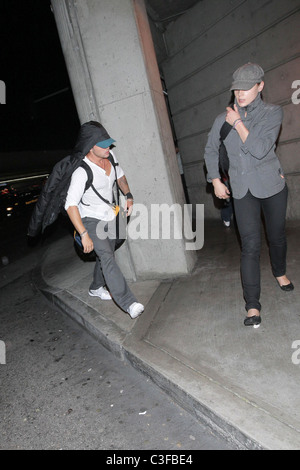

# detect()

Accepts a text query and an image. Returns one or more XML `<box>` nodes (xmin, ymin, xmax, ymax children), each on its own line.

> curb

<box><xmin>31</xmin><ymin>265</ymin><xmax>265</xmax><ymax>450</ymax></box>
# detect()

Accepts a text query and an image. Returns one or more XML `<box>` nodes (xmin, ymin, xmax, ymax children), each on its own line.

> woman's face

<box><xmin>234</xmin><ymin>82</ymin><xmax>264</xmax><ymax>107</ymax></box>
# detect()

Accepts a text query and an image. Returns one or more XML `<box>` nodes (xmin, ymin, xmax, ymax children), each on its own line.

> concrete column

<box><xmin>51</xmin><ymin>0</ymin><xmax>197</xmax><ymax>280</ymax></box>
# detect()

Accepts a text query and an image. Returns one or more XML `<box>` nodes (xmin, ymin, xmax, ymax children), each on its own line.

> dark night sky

<box><xmin>0</xmin><ymin>0</ymin><xmax>80</xmax><ymax>154</ymax></box>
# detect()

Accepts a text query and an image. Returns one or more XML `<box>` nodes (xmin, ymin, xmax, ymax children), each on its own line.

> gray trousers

<box><xmin>83</xmin><ymin>217</ymin><xmax>137</xmax><ymax>311</ymax></box>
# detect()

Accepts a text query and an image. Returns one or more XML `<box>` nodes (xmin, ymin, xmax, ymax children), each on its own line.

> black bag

<box><xmin>218</xmin><ymin>121</ymin><xmax>233</xmax><ymax>204</ymax></box>
<box><xmin>219</xmin><ymin>121</ymin><xmax>232</xmax><ymax>179</ymax></box>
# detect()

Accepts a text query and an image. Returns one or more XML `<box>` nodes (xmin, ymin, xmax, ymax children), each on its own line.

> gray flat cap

<box><xmin>230</xmin><ymin>63</ymin><xmax>264</xmax><ymax>91</ymax></box>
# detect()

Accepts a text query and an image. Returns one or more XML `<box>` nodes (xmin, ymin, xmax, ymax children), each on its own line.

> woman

<box><xmin>204</xmin><ymin>63</ymin><xmax>293</xmax><ymax>327</ymax></box>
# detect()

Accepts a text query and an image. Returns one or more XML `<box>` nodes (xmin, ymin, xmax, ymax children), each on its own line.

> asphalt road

<box><xmin>0</xmin><ymin>208</ymin><xmax>234</xmax><ymax>452</ymax></box>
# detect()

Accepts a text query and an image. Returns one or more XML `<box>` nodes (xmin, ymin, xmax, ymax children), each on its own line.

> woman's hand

<box><xmin>226</xmin><ymin>104</ymin><xmax>240</xmax><ymax>126</ymax></box>
<box><xmin>226</xmin><ymin>104</ymin><xmax>249</xmax><ymax>142</ymax></box>
<box><xmin>212</xmin><ymin>178</ymin><xmax>230</xmax><ymax>199</ymax></box>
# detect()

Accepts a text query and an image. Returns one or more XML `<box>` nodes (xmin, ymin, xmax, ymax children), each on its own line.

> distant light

<box><xmin>25</xmin><ymin>199</ymin><xmax>38</xmax><ymax>205</ymax></box>
<box><xmin>0</xmin><ymin>174</ymin><xmax>49</xmax><ymax>185</ymax></box>
<box><xmin>34</xmin><ymin>87</ymin><xmax>69</xmax><ymax>103</ymax></box>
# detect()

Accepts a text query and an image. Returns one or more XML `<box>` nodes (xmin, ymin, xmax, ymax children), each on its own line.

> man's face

<box><xmin>92</xmin><ymin>145</ymin><xmax>110</xmax><ymax>158</ymax></box>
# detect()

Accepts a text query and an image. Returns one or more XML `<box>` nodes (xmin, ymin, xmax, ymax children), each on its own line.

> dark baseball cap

<box><xmin>230</xmin><ymin>63</ymin><xmax>264</xmax><ymax>91</ymax></box>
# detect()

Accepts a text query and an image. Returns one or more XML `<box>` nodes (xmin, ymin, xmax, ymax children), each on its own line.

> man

<box><xmin>65</xmin><ymin>121</ymin><xmax>144</xmax><ymax>319</ymax></box>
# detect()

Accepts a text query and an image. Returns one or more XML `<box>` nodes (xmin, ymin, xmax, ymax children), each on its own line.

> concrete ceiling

<box><xmin>145</xmin><ymin>0</ymin><xmax>200</xmax><ymax>29</ymax></box>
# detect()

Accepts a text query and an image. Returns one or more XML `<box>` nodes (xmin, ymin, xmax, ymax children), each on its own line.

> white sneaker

<box><xmin>89</xmin><ymin>286</ymin><xmax>112</xmax><ymax>300</ymax></box>
<box><xmin>127</xmin><ymin>302</ymin><xmax>144</xmax><ymax>319</ymax></box>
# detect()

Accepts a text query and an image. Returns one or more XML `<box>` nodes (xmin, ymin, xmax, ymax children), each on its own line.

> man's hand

<box><xmin>125</xmin><ymin>198</ymin><xmax>133</xmax><ymax>216</ymax></box>
<box><xmin>117</xmin><ymin>176</ymin><xmax>134</xmax><ymax>217</ymax></box>
<box><xmin>81</xmin><ymin>233</ymin><xmax>94</xmax><ymax>253</ymax></box>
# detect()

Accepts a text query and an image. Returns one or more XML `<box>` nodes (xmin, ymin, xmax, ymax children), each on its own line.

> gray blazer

<box><xmin>204</xmin><ymin>94</ymin><xmax>285</xmax><ymax>199</ymax></box>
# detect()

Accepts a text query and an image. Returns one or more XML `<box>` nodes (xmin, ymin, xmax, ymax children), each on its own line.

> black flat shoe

<box><xmin>244</xmin><ymin>315</ymin><xmax>261</xmax><ymax>327</ymax></box>
<box><xmin>278</xmin><ymin>282</ymin><xmax>294</xmax><ymax>292</ymax></box>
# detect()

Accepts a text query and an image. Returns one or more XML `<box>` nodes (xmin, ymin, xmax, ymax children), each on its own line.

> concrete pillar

<box><xmin>51</xmin><ymin>0</ymin><xmax>197</xmax><ymax>280</ymax></box>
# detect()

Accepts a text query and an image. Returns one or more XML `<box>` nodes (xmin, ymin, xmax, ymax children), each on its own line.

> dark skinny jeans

<box><xmin>233</xmin><ymin>185</ymin><xmax>288</xmax><ymax>312</ymax></box>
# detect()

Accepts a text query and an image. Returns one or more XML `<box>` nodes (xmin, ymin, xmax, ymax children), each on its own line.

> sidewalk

<box><xmin>32</xmin><ymin>219</ymin><xmax>300</xmax><ymax>450</ymax></box>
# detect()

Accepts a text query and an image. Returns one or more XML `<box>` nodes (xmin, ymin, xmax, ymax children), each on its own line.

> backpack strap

<box><xmin>80</xmin><ymin>153</ymin><xmax>118</xmax><ymax>192</ymax></box>
<box><xmin>80</xmin><ymin>160</ymin><xmax>94</xmax><ymax>192</ymax></box>
<box><xmin>220</xmin><ymin>121</ymin><xmax>232</xmax><ymax>142</ymax></box>
<box><xmin>108</xmin><ymin>152</ymin><xmax>118</xmax><ymax>169</ymax></box>
<box><xmin>218</xmin><ymin>120</ymin><xmax>232</xmax><ymax>193</ymax></box>
<box><xmin>108</xmin><ymin>152</ymin><xmax>120</xmax><ymax>205</ymax></box>
<box><xmin>79</xmin><ymin>153</ymin><xmax>120</xmax><ymax>212</ymax></box>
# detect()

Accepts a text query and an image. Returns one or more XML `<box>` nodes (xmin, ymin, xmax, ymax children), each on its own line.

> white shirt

<box><xmin>65</xmin><ymin>151</ymin><xmax>124</xmax><ymax>221</ymax></box>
